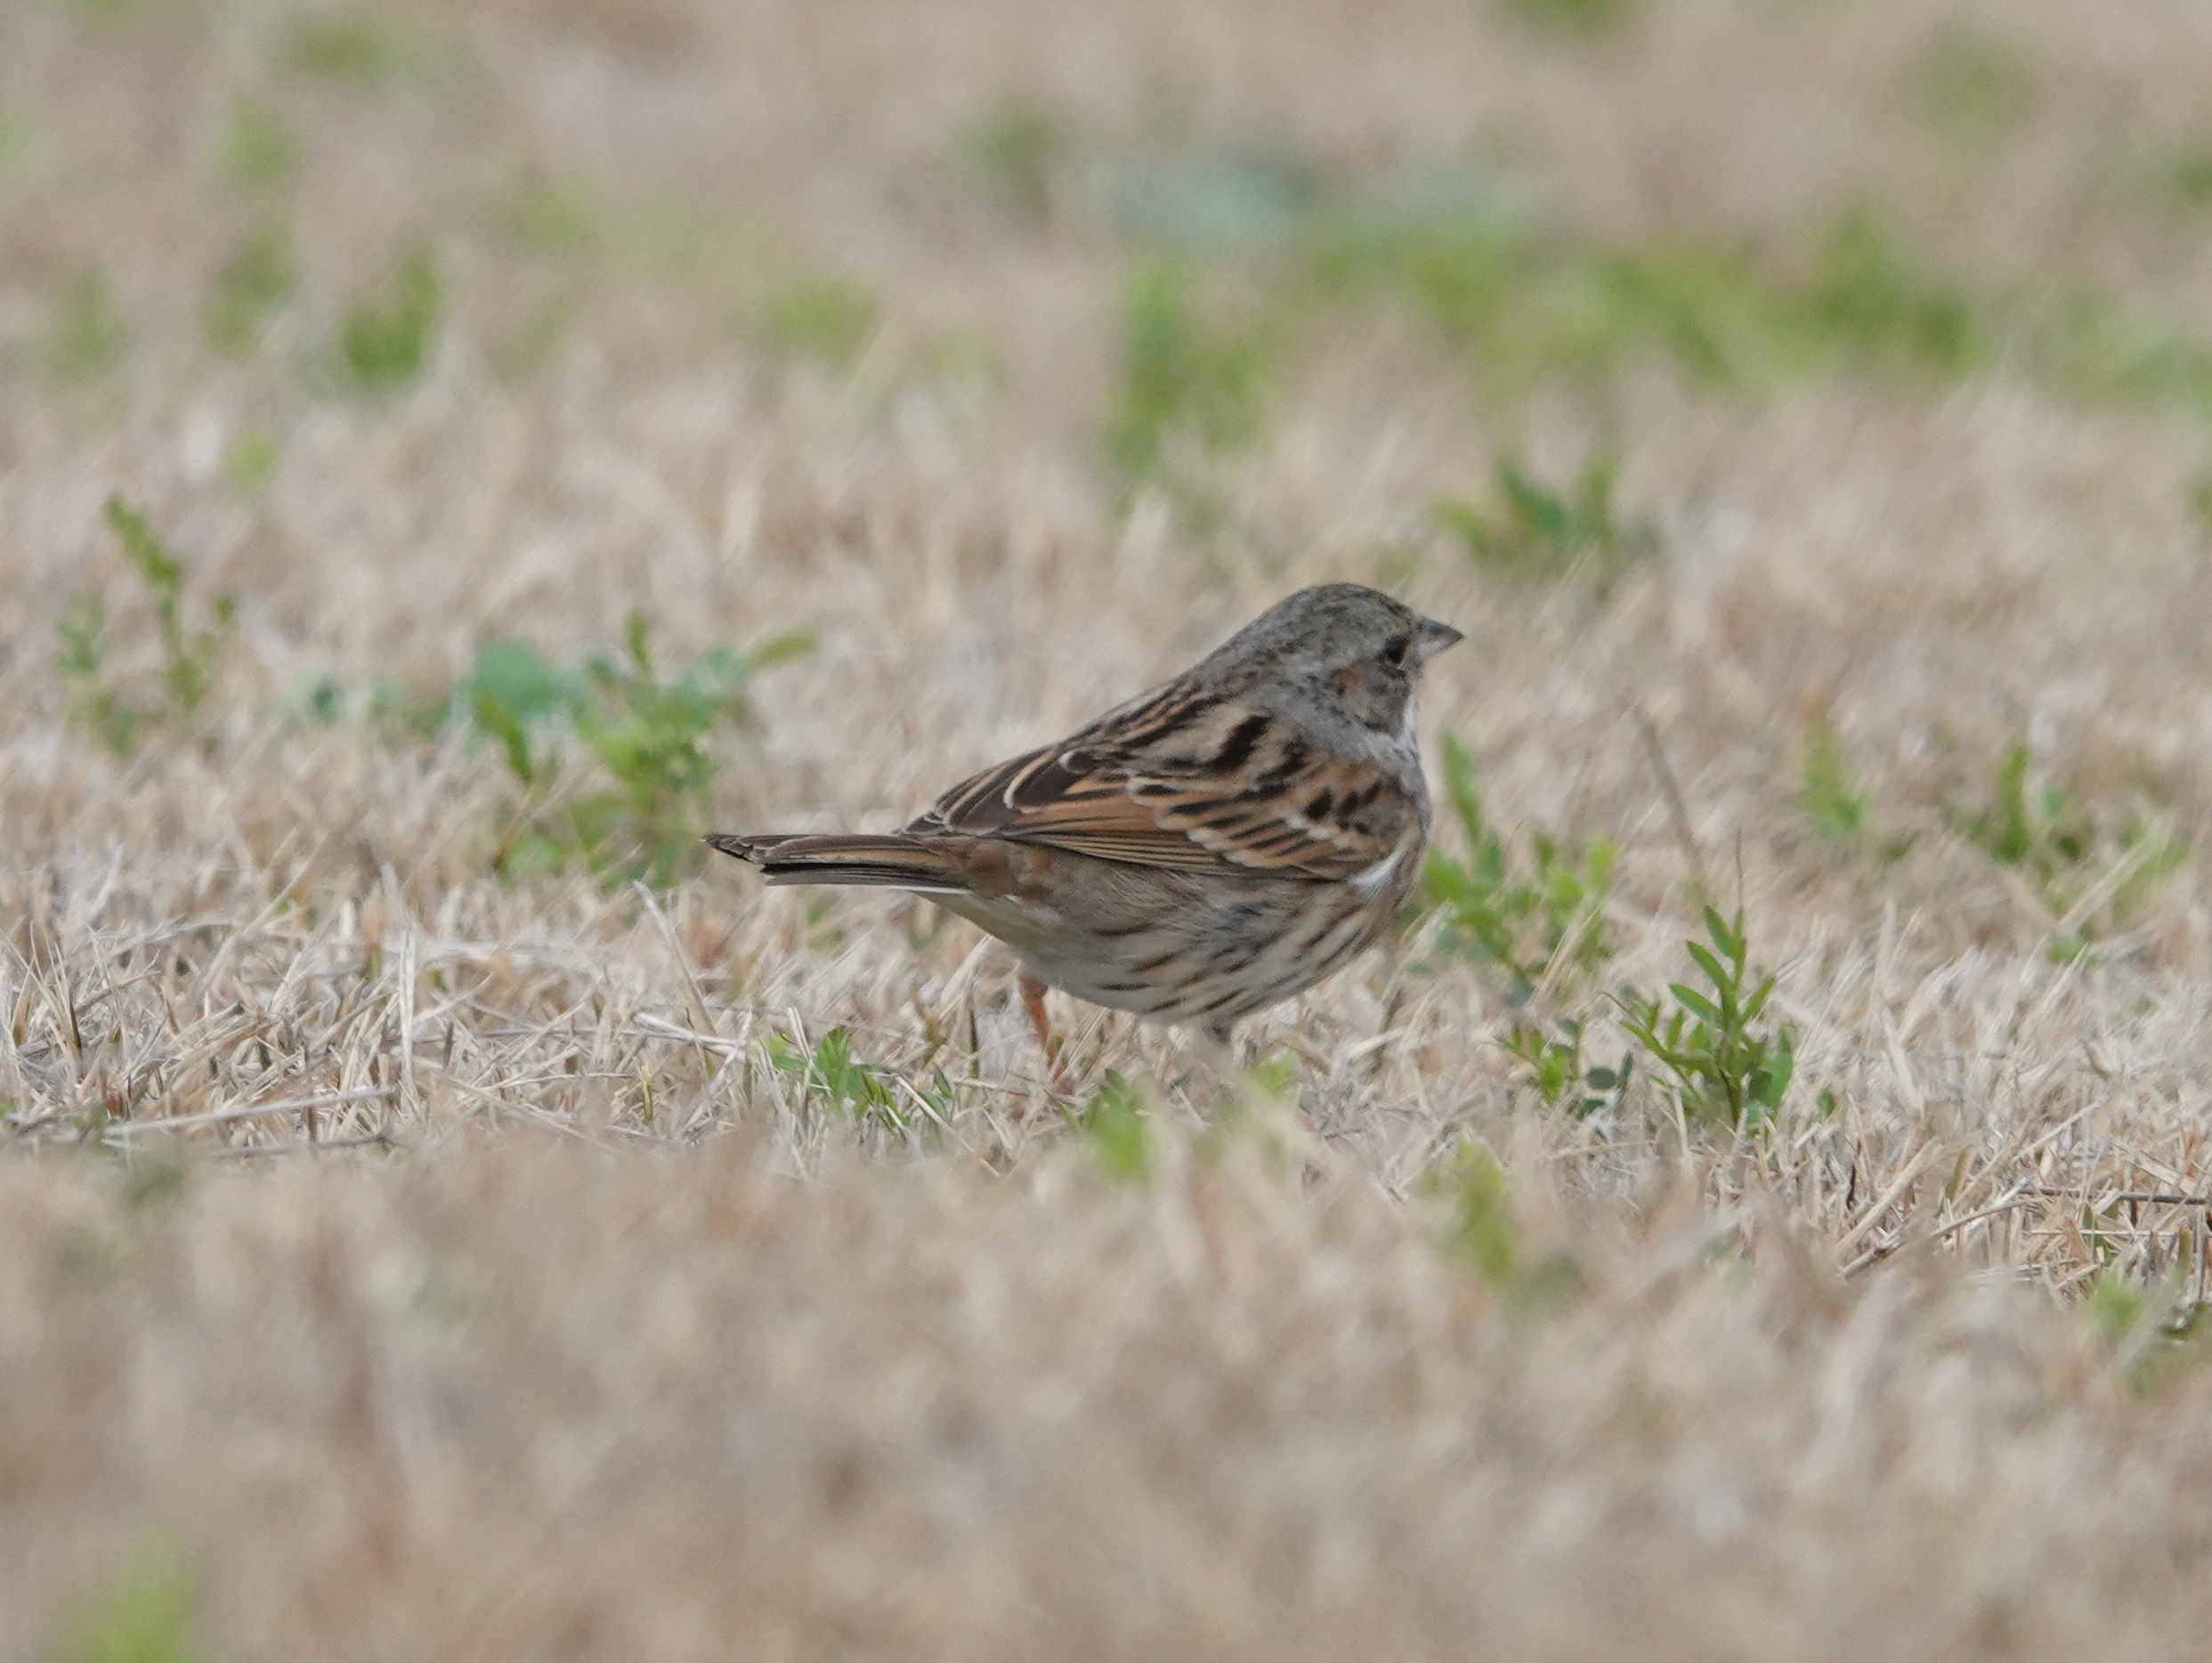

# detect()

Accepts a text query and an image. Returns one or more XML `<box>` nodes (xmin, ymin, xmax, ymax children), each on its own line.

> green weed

<box><xmin>54</xmin><ymin>596</ymin><xmax>121</xmax><ymax>749</ymax></box>
<box><xmin>1309</xmin><ymin>205</ymin><xmax>2019</xmax><ymax>401</ymax></box>
<box><xmin>1101</xmin><ymin>256</ymin><xmax>1273</xmax><ymax>506</ymax></box>
<box><xmin>780</xmin><ymin>1026</ymin><xmax>895</xmax><ymax>1110</ymax></box>
<box><xmin>1956</xmin><ymin>742</ymin><xmax>2085</xmax><ymax>876</ymax></box>
<box><xmin>1068</xmin><ymin>1069</ymin><xmax>1151</xmax><ymax>1180</ymax></box>
<box><xmin>1435</xmin><ymin>1140</ymin><xmax>1519</xmax><ymax>1283</ymax></box>
<box><xmin>219</xmin><ymin>97</ymin><xmax>296</xmax><ymax>190</ymax></box>
<box><xmin>1493</xmin><ymin>0</ymin><xmax>1637</xmax><ymax>41</ymax></box>
<box><xmin>758</xmin><ymin>274</ymin><xmax>879</xmax><ymax>369</ymax></box>
<box><xmin>2083</xmin><ymin>1266</ymin><xmax>2208</xmax><ymax>1393</ymax></box>
<box><xmin>498</xmin><ymin>173</ymin><xmax>600</xmax><ymax>254</ymax></box>
<box><xmin>1500</xmin><ymin>1018</ymin><xmax>1632</xmax><ymax>1116</ymax></box>
<box><xmin>1310</xmin><ymin>221</ymin><xmax>1798</xmax><ymax>396</ymax></box>
<box><xmin>2024</xmin><ymin>288</ymin><xmax>2212</xmax><ymax>413</ymax></box>
<box><xmin>1421</xmin><ymin>734</ymin><xmax>1615</xmax><ymax>1001</ymax></box>
<box><xmin>0</xmin><ymin>105</ymin><xmax>33</xmax><ymax>174</ymax></box>
<box><xmin>336</xmin><ymin>243</ymin><xmax>441</xmax><ymax>389</ymax></box>
<box><xmin>1426</xmin><ymin>1140</ymin><xmax>1586</xmax><ymax>1308</ymax></box>
<box><xmin>811</xmin><ymin>1027</ymin><xmax>896</xmax><ymax>1119</ymax></box>
<box><xmin>1103</xmin><ymin>149</ymin><xmax>2212</xmax><ymax>421</ymax></box>
<box><xmin>1797</xmin><ymin>207</ymin><xmax>1982</xmax><ymax>378</ymax></box>
<box><xmin>282</xmin><ymin>10</ymin><xmax>407</xmax><ymax>83</ymax></box>
<box><xmin>200</xmin><ymin>223</ymin><xmax>295</xmax><ymax>356</ymax></box>
<box><xmin>1906</xmin><ymin>26</ymin><xmax>2039</xmax><ymax>144</ymax></box>
<box><xmin>58</xmin><ymin>498</ymin><xmax>236</xmax><ymax>757</ymax></box>
<box><xmin>1243</xmin><ymin>155</ymin><xmax>2212</xmax><ymax>418</ymax></box>
<box><xmin>1436</xmin><ymin>452</ymin><xmax>1657</xmax><ymax>588</ymax></box>
<box><xmin>225</xmin><ymin>429</ymin><xmax>280</xmax><ymax>495</ymax></box>
<box><xmin>49</xmin><ymin>267</ymin><xmax>126</xmax><ymax>380</ymax></box>
<box><xmin>1798</xmin><ymin>714</ymin><xmax>1871</xmax><ymax>842</ymax></box>
<box><xmin>916</xmin><ymin>326</ymin><xmax>1007</xmax><ymax>392</ymax></box>
<box><xmin>56</xmin><ymin>1547</ymin><xmax>209</xmax><ymax>1663</ymax></box>
<box><xmin>464</xmin><ymin>613</ymin><xmax>813</xmax><ymax>887</ymax></box>
<box><xmin>1616</xmin><ymin>907</ymin><xmax>1795</xmax><ymax>1128</ymax></box>
<box><xmin>963</xmin><ymin>98</ymin><xmax>1073</xmax><ymax>225</ymax></box>
<box><xmin>2156</xmin><ymin>142</ymin><xmax>2212</xmax><ymax>212</ymax></box>
<box><xmin>1944</xmin><ymin>739</ymin><xmax>2191</xmax><ymax>958</ymax></box>
<box><xmin>765</xmin><ymin>1026</ymin><xmax>916</xmax><ymax>1132</ymax></box>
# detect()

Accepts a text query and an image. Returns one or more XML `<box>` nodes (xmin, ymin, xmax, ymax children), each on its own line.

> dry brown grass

<box><xmin>9</xmin><ymin>0</ymin><xmax>2212</xmax><ymax>1656</ymax></box>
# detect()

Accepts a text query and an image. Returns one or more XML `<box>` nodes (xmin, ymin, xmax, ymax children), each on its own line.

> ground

<box><xmin>7</xmin><ymin>0</ymin><xmax>2212</xmax><ymax>1657</ymax></box>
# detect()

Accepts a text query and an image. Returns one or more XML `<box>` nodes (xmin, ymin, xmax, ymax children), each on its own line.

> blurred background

<box><xmin>12</xmin><ymin>0</ymin><xmax>2212</xmax><ymax>844</ymax></box>
<box><xmin>11</xmin><ymin>0</ymin><xmax>2212</xmax><ymax>596</ymax></box>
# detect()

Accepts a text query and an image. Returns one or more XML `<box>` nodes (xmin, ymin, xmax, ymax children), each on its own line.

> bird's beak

<box><xmin>1414</xmin><ymin>616</ymin><xmax>1463</xmax><ymax>663</ymax></box>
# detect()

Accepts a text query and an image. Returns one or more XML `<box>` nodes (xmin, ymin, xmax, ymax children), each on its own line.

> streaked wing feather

<box><xmin>910</xmin><ymin>685</ymin><xmax>1410</xmax><ymax>880</ymax></box>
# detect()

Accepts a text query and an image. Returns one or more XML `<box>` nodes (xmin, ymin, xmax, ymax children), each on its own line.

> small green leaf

<box><xmin>337</xmin><ymin>243</ymin><xmax>441</xmax><ymax>390</ymax></box>
<box><xmin>1072</xmin><ymin>1070</ymin><xmax>1150</xmax><ymax>1180</ymax></box>
<box><xmin>1668</xmin><ymin>985</ymin><xmax>1723</xmax><ymax>1028</ymax></box>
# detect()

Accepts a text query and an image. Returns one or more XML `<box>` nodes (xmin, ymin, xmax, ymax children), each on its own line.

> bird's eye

<box><xmin>1379</xmin><ymin>634</ymin><xmax>1411</xmax><ymax>669</ymax></box>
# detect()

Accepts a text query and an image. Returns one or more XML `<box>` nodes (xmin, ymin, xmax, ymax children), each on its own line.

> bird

<box><xmin>707</xmin><ymin>582</ymin><xmax>1462</xmax><ymax>1067</ymax></box>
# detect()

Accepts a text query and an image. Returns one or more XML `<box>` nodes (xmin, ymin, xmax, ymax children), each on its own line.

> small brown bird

<box><xmin>708</xmin><ymin>583</ymin><xmax>1462</xmax><ymax>1056</ymax></box>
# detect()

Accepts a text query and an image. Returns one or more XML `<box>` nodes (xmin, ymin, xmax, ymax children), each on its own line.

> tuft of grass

<box><xmin>56</xmin><ymin>1548</ymin><xmax>209</xmax><ymax>1663</ymax></box>
<box><xmin>1067</xmin><ymin>1070</ymin><xmax>1151</xmax><ymax>1181</ymax></box>
<box><xmin>498</xmin><ymin>174</ymin><xmax>600</xmax><ymax>254</ymax></box>
<box><xmin>1955</xmin><ymin>742</ymin><xmax>2089</xmax><ymax>879</ymax></box>
<box><xmin>1309</xmin><ymin>222</ymin><xmax>1799</xmax><ymax>396</ymax></box>
<box><xmin>1500</xmin><ymin>1019</ymin><xmax>1633</xmax><ymax>1117</ymax></box>
<box><xmin>1905</xmin><ymin>25</ymin><xmax>2040</xmax><ymax>144</ymax></box>
<box><xmin>1949</xmin><ymin>742</ymin><xmax>2191</xmax><ymax>960</ymax></box>
<box><xmin>49</xmin><ymin>267</ymin><xmax>127</xmax><ymax>380</ymax></box>
<box><xmin>1100</xmin><ymin>256</ymin><xmax>1273</xmax><ymax>506</ymax></box>
<box><xmin>2189</xmin><ymin>472</ymin><xmax>2212</xmax><ymax>542</ymax></box>
<box><xmin>962</xmin><ymin>97</ymin><xmax>1073</xmax><ymax>225</ymax></box>
<box><xmin>2082</xmin><ymin>1267</ymin><xmax>2208</xmax><ymax>1394</ymax></box>
<box><xmin>1797</xmin><ymin>713</ymin><xmax>1871</xmax><ymax>843</ymax></box>
<box><xmin>58</xmin><ymin>498</ymin><xmax>237</xmax><ymax>757</ymax></box>
<box><xmin>0</xmin><ymin>104</ymin><xmax>34</xmax><ymax>174</ymax></box>
<box><xmin>766</xmin><ymin>1027</ymin><xmax>903</xmax><ymax>1129</ymax></box>
<box><xmin>1436</xmin><ymin>453</ymin><xmax>1658</xmax><ymax>589</ymax></box>
<box><xmin>1433</xmin><ymin>1140</ymin><xmax>1519</xmax><ymax>1284</ymax></box>
<box><xmin>224</xmin><ymin>429</ymin><xmax>280</xmax><ymax>496</ymax></box>
<box><xmin>218</xmin><ymin>97</ymin><xmax>296</xmax><ymax>190</ymax></box>
<box><xmin>282</xmin><ymin>9</ymin><xmax>404</xmax><ymax>84</ymax></box>
<box><xmin>1616</xmin><ymin>907</ymin><xmax>1795</xmax><ymax>1129</ymax></box>
<box><xmin>1493</xmin><ymin>0</ymin><xmax>1637</xmax><ymax>42</ymax></box>
<box><xmin>1425</xmin><ymin>1140</ymin><xmax>1587</xmax><ymax>1309</ymax></box>
<box><xmin>1420</xmin><ymin>734</ymin><xmax>1615</xmax><ymax>1002</ymax></box>
<box><xmin>336</xmin><ymin>244</ymin><xmax>441</xmax><ymax>390</ymax></box>
<box><xmin>1797</xmin><ymin>207</ymin><xmax>1982</xmax><ymax>378</ymax></box>
<box><xmin>758</xmin><ymin>275</ymin><xmax>879</xmax><ymax>369</ymax></box>
<box><xmin>462</xmin><ymin>613</ymin><xmax>814</xmax><ymax>888</ymax></box>
<box><xmin>2156</xmin><ymin>142</ymin><xmax>2212</xmax><ymax>212</ymax></box>
<box><xmin>200</xmin><ymin>223</ymin><xmax>296</xmax><ymax>356</ymax></box>
<box><xmin>107</xmin><ymin>499</ymin><xmax>230</xmax><ymax>718</ymax></box>
<box><xmin>1309</xmin><ymin>205</ymin><xmax>2033</xmax><ymax>402</ymax></box>
<box><xmin>2024</xmin><ymin>288</ymin><xmax>2212</xmax><ymax>413</ymax></box>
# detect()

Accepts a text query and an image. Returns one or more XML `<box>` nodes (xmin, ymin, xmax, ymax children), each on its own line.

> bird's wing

<box><xmin>910</xmin><ymin>685</ymin><xmax>1414</xmax><ymax>881</ymax></box>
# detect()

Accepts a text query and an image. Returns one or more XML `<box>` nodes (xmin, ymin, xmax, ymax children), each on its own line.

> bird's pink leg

<box><xmin>1019</xmin><ymin>973</ymin><xmax>1071</xmax><ymax>1092</ymax></box>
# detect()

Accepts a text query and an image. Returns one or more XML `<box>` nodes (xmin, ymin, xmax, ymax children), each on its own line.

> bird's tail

<box><xmin>703</xmin><ymin>832</ymin><xmax>969</xmax><ymax>895</ymax></box>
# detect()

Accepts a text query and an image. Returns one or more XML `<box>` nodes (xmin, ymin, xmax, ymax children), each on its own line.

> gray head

<box><xmin>1202</xmin><ymin>582</ymin><xmax>1463</xmax><ymax>739</ymax></box>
